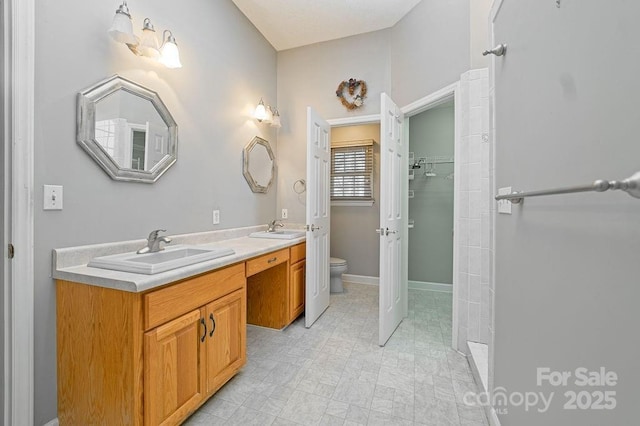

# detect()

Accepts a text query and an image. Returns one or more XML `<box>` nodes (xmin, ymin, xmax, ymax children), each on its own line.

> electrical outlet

<box><xmin>212</xmin><ymin>210</ymin><xmax>220</xmax><ymax>224</ymax></box>
<box><xmin>44</xmin><ymin>185</ymin><xmax>63</xmax><ymax>210</ymax></box>
<box><xmin>281</xmin><ymin>208</ymin><xmax>288</xmax><ymax>219</ymax></box>
<box><xmin>497</xmin><ymin>187</ymin><xmax>512</xmax><ymax>214</ymax></box>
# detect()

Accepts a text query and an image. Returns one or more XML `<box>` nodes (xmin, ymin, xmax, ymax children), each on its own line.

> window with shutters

<box><xmin>331</xmin><ymin>140</ymin><xmax>374</xmax><ymax>206</ymax></box>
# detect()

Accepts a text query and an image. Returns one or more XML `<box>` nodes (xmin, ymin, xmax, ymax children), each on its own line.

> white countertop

<box><xmin>52</xmin><ymin>226</ymin><xmax>305</xmax><ymax>293</ymax></box>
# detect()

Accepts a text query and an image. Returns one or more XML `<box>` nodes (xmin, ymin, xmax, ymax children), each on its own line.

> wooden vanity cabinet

<box><xmin>289</xmin><ymin>243</ymin><xmax>306</xmax><ymax>324</ymax></box>
<box><xmin>246</xmin><ymin>243</ymin><xmax>306</xmax><ymax>329</ymax></box>
<box><xmin>57</xmin><ymin>263</ymin><xmax>246</xmax><ymax>426</ymax></box>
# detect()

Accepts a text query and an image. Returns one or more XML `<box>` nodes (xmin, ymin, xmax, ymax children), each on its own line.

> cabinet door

<box><xmin>289</xmin><ymin>260</ymin><xmax>305</xmax><ymax>323</ymax></box>
<box><xmin>144</xmin><ymin>309</ymin><xmax>205</xmax><ymax>426</ymax></box>
<box><xmin>205</xmin><ymin>289</ymin><xmax>246</xmax><ymax>395</ymax></box>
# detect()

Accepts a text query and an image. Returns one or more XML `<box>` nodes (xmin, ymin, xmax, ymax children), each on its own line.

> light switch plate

<box><xmin>497</xmin><ymin>187</ymin><xmax>512</xmax><ymax>214</ymax></box>
<box><xmin>281</xmin><ymin>208</ymin><xmax>288</xmax><ymax>219</ymax></box>
<box><xmin>44</xmin><ymin>185</ymin><xmax>63</xmax><ymax>210</ymax></box>
<box><xmin>212</xmin><ymin>210</ymin><xmax>220</xmax><ymax>225</ymax></box>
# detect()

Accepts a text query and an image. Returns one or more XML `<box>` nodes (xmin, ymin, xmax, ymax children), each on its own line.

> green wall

<box><xmin>408</xmin><ymin>101</ymin><xmax>454</xmax><ymax>284</ymax></box>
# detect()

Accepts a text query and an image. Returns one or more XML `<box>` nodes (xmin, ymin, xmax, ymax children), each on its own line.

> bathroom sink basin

<box><xmin>249</xmin><ymin>230</ymin><xmax>306</xmax><ymax>240</ymax></box>
<box><xmin>88</xmin><ymin>245</ymin><xmax>235</xmax><ymax>275</ymax></box>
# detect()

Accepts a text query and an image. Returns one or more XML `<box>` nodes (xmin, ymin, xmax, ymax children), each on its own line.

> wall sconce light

<box><xmin>108</xmin><ymin>1</ymin><xmax>182</xmax><ymax>68</ymax></box>
<box><xmin>254</xmin><ymin>98</ymin><xmax>281</xmax><ymax>128</ymax></box>
<box><xmin>271</xmin><ymin>109</ymin><xmax>281</xmax><ymax>128</ymax></box>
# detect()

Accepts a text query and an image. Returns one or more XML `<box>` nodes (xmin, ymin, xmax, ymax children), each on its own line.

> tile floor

<box><xmin>184</xmin><ymin>283</ymin><xmax>488</xmax><ymax>425</ymax></box>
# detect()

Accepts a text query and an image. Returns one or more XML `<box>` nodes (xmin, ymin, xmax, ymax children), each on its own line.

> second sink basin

<box><xmin>88</xmin><ymin>245</ymin><xmax>235</xmax><ymax>275</ymax></box>
<box><xmin>249</xmin><ymin>230</ymin><xmax>306</xmax><ymax>240</ymax></box>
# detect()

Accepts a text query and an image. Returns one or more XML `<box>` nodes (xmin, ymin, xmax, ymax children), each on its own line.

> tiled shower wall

<box><xmin>456</xmin><ymin>68</ymin><xmax>492</xmax><ymax>352</ymax></box>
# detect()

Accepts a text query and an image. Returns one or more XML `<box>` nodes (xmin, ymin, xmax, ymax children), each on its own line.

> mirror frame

<box><xmin>242</xmin><ymin>136</ymin><xmax>276</xmax><ymax>193</ymax></box>
<box><xmin>77</xmin><ymin>75</ymin><xmax>178</xmax><ymax>183</ymax></box>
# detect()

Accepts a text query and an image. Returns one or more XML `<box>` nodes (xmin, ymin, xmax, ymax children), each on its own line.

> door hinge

<box><xmin>8</xmin><ymin>243</ymin><xmax>15</xmax><ymax>259</ymax></box>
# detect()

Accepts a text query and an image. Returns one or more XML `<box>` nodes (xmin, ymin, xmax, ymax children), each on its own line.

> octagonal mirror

<box><xmin>243</xmin><ymin>136</ymin><xmax>275</xmax><ymax>193</ymax></box>
<box><xmin>77</xmin><ymin>75</ymin><xmax>178</xmax><ymax>183</ymax></box>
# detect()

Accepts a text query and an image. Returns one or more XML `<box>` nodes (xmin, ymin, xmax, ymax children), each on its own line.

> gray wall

<box><xmin>330</xmin><ymin>124</ymin><xmax>380</xmax><ymax>277</ymax></box>
<box><xmin>470</xmin><ymin>0</ymin><xmax>491</xmax><ymax>70</ymax></box>
<box><xmin>408</xmin><ymin>103</ymin><xmax>454</xmax><ymax>285</ymax></box>
<box><xmin>34</xmin><ymin>1</ymin><xmax>277</xmax><ymax>423</ymax></box>
<box><xmin>390</xmin><ymin>0</ymin><xmax>471</xmax><ymax>106</ymax></box>
<box><xmin>276</xmin><ymin>30</ymin><xmax>392</xmax><ymax>224</ymax></box>
<box><xmin>493</xmin><ymin>1</ymin><xmax>639</xmax><ymax>424</ymax></box>
<box><xmin>277</xmin><ymin>0</ymin><xmax>480</xmax><ymax>224</ymax></box>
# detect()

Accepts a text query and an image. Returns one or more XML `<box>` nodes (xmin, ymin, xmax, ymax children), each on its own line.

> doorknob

<box><xmin>482</xmin><ymin>44</ymin><xmax>507</xmax><ymax>57</ymax></box>
<box><xmin>306</xmin><ymin>224</ymin><xmax>321</xmax><ymax>232</ymax></box>
<box><xmin>376</xmin><ymin>227</ymin><xmax>397</xmax><ymax>236</ymax></box>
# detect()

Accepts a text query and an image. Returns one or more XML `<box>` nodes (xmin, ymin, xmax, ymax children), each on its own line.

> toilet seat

<box><xmin>330</xmin><ymin>257</ymin><xmax>347</xmax><ymax>267</ymax></box>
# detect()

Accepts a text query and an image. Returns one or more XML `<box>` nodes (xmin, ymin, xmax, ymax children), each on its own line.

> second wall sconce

<box><xmin>108</xmin><ymin>1</ymin><xmax>182</xmax><ymax>69</ymax></box>
<box><xmin>254</xmin><ymin>98</ymin><xmax>281</xmax><ymax>128</ymax></box>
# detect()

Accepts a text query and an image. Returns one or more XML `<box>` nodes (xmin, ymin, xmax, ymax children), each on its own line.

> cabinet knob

<box><xmin>200</xmin><ymin>318</ymin><xmax>207</xmax><ymax>343</ymax></box>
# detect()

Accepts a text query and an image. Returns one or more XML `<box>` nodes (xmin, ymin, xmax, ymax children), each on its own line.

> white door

<box><xmin>305</xmin><ymin>107</ymin><xmax>331</xmax><ymax>328</ymax></box>
<box><xmin>378</xmin><ymin>93</ymin><xmax>408</xmax><ymax>346</ymax></box>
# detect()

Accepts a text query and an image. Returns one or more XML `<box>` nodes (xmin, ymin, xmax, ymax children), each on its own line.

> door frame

<box><xmin>3</xmin><ymin>0</ymin><xmax>36</xmax><ymax>424</ymax></box>
<box><xmin>401</xmin><ymin>82</ymin><xmax>462</xmax><ymax>351</ymax></box>
<box><xmin>327</xmin><ymin>82</ymin><xmax>462</xmax><ymax>350</ymax></box>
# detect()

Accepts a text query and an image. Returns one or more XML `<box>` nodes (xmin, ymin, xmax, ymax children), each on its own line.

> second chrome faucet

<box><xmin>137</xmin><ymin>229</ymin><xmax>172</xmax><ymax>254</ymax></box>
<box><xmin>267</xmin><ymin>220</ymin><xmax>284</xmax><ymax>233</ymax></box>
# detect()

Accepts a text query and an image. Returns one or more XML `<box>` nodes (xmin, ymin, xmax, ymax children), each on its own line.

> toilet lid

<box><xmin>330</xmin><ymin>257</ymin><xmax>347</xmax><ymax>266</ymax></box>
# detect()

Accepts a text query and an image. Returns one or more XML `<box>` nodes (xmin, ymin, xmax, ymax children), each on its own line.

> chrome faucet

<box><xmin>137</xmin><ymin>229</ymin><xmax>172</xmax><ymax>254</ymax></box>
<box><xmin>267</xmin><ymin>220</ymin><xmax>284</xmax><ymax>233</ymax></box>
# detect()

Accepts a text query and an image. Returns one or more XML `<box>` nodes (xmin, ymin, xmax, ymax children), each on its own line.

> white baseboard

<box><xmin>43</xmin><ymin>419</ymin><xmax>59</xmax><ymax>426</ymax></box>
<box><xmin>408</xmin><ymin>280</ymin><xmax>453</xmax><ymax>293</ymax></box>
<box><xmin>342</xmin><ymin>274</ymin><xmax>379</xmax><ymax>286</ymax></box>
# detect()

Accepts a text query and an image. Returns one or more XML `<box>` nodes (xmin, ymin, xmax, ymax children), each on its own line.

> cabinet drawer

<box><xmin>246</xmin><ymin>248</ymin><xmax>289</xmax><ymax>277</ymax></box>
<box><xmin>144</xmin><ymin>263</ymin><xmax>245</xmax><ymax>330</ymax></box>
<box><xmin>290</xmin><ymin>243</ymin><xmax>306</xmax><ymax>264</ymax></box>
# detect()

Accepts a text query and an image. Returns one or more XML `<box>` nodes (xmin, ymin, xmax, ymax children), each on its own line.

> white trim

<box><xmin>400</xmin><ymin>82</ymin><xmax>457</xmax><ymax>116</ymax></box>
<box><xmin>4</xmin><ymin>0</ymin><xmax>35</xmax><ymax>424</ymax></box>
<box><xmin>486</xmin><ymin>0</ymin><xmax>500</xmax><ymax>406</ymax></box>
<box><xmin>342</xmin><ymin>274</ymin><xmax>379</xmax><ymax>286</ymax></box>
<box><xmin>401</xmin><ymin>81</ymin><xmax>462</xmax><ymax>352</ymax></box>
<box><xmin>408</xmin><ymin>280</ymin><xmax>453</xmax><ymax>293</ymax></box>
<box><xmin>452</xmin><ymin>84</ymin><xmax>462</xmax><ymax>351</ymax></box>
<box><xmin>327</xmin><ymin>114</ymin><xmax>380</xmax><ymax>127</ymax></box>
<box><xmin>43</xmin><ymin>419</ymin><xmax>59</xmax><ymax>426</ymax></box>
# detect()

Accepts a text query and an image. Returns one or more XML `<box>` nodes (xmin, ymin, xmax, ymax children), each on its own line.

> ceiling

<box><xmin>232</xmin><ymin>0</ymin><xmax>423</xmax><ymax>51</ymax></box>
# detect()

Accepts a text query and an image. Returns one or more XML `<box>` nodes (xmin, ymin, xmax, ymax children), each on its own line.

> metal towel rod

<box><xmin>495</xmin><ymin>171</ymin><xmax>640</xmax><ymax>204</ymax></box>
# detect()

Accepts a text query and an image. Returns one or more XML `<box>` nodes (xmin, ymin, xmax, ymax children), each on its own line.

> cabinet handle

<box><xmin>267</xmin><ymin>257</ymin><xmax>277</xmax><ymax>263</ymax></box>
<box><xmin>209</xmin><ymin>313</ymin><xmax>216</xmax><ymax>337</ymax></box>
<box><xmin>200</xmin><ymin>318</ymin><xmax>207</xmax><ymax>343</ymax></box>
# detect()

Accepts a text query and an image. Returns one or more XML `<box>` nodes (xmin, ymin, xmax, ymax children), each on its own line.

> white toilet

<box><xmin>329</xmin><ymin>257</ymin><xmax>348</xmax><ymax>293</ymax></box>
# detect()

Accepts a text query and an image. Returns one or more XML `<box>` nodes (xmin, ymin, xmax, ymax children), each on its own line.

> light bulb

<box><xmin>271</xmin><ymin>109</ymin><xmax>281</xmax><ymax>128</ymax></box>
<box><xmin>138</xmin><ymin>18</ymin><xmax>160</xmax><ymax>58</ymax></box>
<box><xmin>254</xmin><ymin>99</ymin><xmax>267</xmax><ymax>122</ymax></box>
<box><xmin>107</xmin><ymin>1</ymin><xmax>138</xmax><ymax>45</ymax></box>
<box><xmin>159</xmin><ymin>30</ymin><xmax>182</xmax><ymax>69</ymax></box>
<box><xmin>264</xmin><ymin>106</ymin><xmax>273</xmax><ymax>124</ymax></box>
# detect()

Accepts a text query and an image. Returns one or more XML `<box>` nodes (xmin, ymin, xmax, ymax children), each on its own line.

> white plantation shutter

<box><xmin>331</xmin><ymin>140</ymin><xmax>374</xmax><ymax>201</ymax></box>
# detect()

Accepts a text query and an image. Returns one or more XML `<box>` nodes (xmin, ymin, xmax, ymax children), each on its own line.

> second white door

<box><xmin>305</xmin><ymin>107</ymin><xmax>331</xmax><ymax>328</ymax></box>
